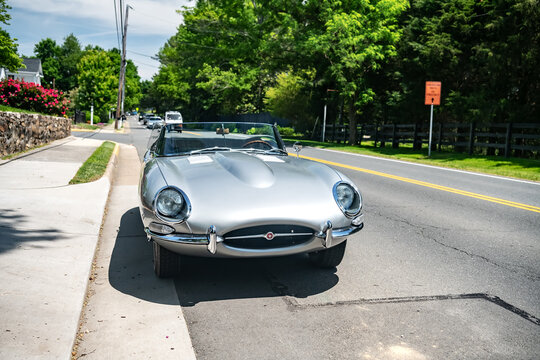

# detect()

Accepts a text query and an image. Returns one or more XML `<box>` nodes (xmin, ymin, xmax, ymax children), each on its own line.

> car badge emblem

<box><xmin>265</xmin><ymin>232</ymin><xmax>275</xmax><ymax>240</ymax></box>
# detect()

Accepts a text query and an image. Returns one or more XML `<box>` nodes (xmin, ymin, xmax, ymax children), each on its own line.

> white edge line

<box><xmin>307</xmin><ymin>147</ymin><xmax>540</xmax><ymax>187</ymax></box>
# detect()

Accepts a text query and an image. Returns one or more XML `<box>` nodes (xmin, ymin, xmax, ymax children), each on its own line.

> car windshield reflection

<box><xmin>153</xmin><ymin>122</ymin><xmax>284</xmax><ymax>156</ymax></box>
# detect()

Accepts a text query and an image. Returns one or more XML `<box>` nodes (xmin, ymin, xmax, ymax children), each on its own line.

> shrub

<box><xmin>0</xmin><ymin>79</ymin><xmax>69</xmax><ymax>117</ymax></box>
<box><xmin>85</xmin><ymin>110</ymin><xmax>101</xmax><ymax>123</ymax></box>
<box><xmin>277</xmin><ymin>125</ymin><xmax>302</xmax><ymax>138</ymax></box>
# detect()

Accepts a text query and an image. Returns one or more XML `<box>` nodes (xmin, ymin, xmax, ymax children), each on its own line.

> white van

<box><xmin>164</xmin><ymin>111</ymin><xmax>183</xmax><ymax>125</ymax></box>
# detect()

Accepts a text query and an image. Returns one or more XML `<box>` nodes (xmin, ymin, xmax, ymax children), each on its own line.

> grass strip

<box><xmin>72</xmin><ymin>123</ymin><xmax>100</xmax><ymax>130</ymax></box>
<box><xmin>69</xmin><ymin>141</ymin><xmax>115</xmax><ymax>184</ymax></box>
<box><xmin>285</xmin><ymin>138</ymin><xmax>540</xmax><ymax>182</ymax></box>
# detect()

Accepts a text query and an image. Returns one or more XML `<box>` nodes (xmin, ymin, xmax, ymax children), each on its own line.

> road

<box><xmin>74</xmin><ymin>117</ymin><xmax>540</xmax><ymax>359</ymax></box>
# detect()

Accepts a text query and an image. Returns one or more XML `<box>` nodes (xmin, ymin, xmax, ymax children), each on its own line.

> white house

<box><xmin>0</xmin><ymin>58</ymin><xmax>44</xmax><ymax>85</ymax></box>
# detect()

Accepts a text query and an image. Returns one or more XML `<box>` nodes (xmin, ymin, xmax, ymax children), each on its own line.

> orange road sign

<box><xmin>425</xmin><ymin>81</ymin><xmax>441</xmax><ymax>105</ymax></box>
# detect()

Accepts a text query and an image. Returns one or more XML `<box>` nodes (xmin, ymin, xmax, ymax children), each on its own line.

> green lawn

<box><xmin>69</xmin><ymin>141</ymin><xmax>116</xmax><ymax>184</ymax></box>
<box><xmin>72</xmin><ymin>123</ymin><xmax>101</xmax><ymax>130</ymax></box>
<box><xmin>285</xmin><ymin>138</ymin><xmax>540</xmax><ymax>182</ymax></box>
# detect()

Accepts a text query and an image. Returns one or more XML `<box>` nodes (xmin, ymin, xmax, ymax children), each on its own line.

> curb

<box><xmin>71</xmin><ymin>128</ymin><xmax>100</xmax><ymax>133</ymax></box>
<box><xmin>103</xmin><ymin>143</ymin><xmax>120</xmax><ymax>185</ymax></box>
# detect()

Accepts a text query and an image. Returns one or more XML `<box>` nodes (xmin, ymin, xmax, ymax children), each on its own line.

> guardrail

<box><xmin>324</xmin><ymin>122</ymin><xmax>540</xmax><ymax>158</ymax></box>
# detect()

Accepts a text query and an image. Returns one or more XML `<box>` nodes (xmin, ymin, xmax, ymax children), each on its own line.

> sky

<box><xmin>6</xmin><ymin>0</ymin><xmax>193</xmax><ymax>80</ymax></box>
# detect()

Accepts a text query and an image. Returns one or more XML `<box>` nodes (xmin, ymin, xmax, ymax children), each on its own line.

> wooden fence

<box><xmin>324</xmin><ymin>122</ymin><xmax>540</xmax><ymax>158</ymax></box>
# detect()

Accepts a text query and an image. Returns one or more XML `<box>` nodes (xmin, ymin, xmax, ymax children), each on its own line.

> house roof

<box><xmin>16</xmin><ymin>58</ymin><xmax>43</xmax><ymax>76</ymax></box>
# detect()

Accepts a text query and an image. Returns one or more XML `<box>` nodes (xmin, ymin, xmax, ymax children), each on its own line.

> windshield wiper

<box><xmin>188</xmin><ymin>146</ymin><xmax>232</xmax><ymax>155</ymax></box>
<box><xmin>238</xmin><ymin>148</ymin><xmax>288</xmax><ymax>156</ymax></box>
<box><xmin>263</xmin><ymin>148</ymin><xmax>288</xmax><ymax>156</ymax></box>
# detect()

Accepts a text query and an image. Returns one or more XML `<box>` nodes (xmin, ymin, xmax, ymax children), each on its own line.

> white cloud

<box><xmin>11</xmin><ymin>0</ymin><xmax>190</xmax><ymax>36</ymax></box>
<box><xmin>9</xmin><ymin>0</ymin><xmax>194</xmax><ymax>80</ymax></box>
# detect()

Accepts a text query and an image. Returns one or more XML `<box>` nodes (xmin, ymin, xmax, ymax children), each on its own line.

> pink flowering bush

<box><xmin>0</xmin><ymin>79</ymin><xmax>70</xmax><ymax>117</ymax></box>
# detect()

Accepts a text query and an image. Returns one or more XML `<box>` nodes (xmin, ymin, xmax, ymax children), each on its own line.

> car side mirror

<box><xmin>293</xmin><ymin>141</ymin><xmax>302</xmax><ymax>158</ymax></box>
<box><xmin>143</xmin><ymin>149</ymin><xmax>154</xmax><ymax>163</ymax></box>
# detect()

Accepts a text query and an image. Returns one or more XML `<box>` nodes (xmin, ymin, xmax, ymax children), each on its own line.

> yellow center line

<box><xmin>182</xmin><ymin>131</ymin><xmax>202</xmax><ymax>136</ymax></box>
<box><xmin>291</xmin><ymin>153</ymin><xmax>540</xmax><ymax>214</ymax></box>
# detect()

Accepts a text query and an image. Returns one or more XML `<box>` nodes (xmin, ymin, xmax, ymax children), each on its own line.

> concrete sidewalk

<box><xmin>0</xmin><ymin>136</ymin><xmax>113</xmax><ymax>359</ymax></box>
<box><xmin>74</xmin><ymin>144</ymin><xmax>195</xmax><ymax>359</ymax></box>
<box><xmin>71</xmin><ymin>117</ymin><xmax>132</xmax><ymax>134</ymax></box>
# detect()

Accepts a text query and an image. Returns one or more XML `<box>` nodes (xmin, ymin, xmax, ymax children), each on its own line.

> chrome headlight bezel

<box><xmin>333</xmin><ymin>181</ymin><xmax>362</xmax><ymax>218</ymax></box>
<box><xmin>153</xmin><ymin>186</ymin><xmax>191</xmax><ymax>224</ymax></box>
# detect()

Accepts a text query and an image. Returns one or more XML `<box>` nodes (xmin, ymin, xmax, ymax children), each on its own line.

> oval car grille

<box><xmin>223</xmin><ymin>225</ymin><xmax>315</xmax><ymax>250</ymax></box>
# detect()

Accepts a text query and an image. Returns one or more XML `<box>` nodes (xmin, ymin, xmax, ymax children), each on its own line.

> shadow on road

<box><xmin>175</xmin><ymin>255</ymin><xmax>340</xmax><ymax>307</ymax></box>
<box><xmin>108</xmin><ymin>207</ymin><xmax>340</xmax><ymax>306</ymax></box>
<box><xmin>0</xmin><ymin>208</ymin><xmax>65</xmax><ymax>254</ymax></box>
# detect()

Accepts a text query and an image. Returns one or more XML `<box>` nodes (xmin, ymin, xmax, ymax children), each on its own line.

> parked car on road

<box><xmin>146</xmin><ymin>116</ymin><xmax>163</xmax><ymax>129</ymax></box>
<box><xmin>140</xmin><ymin>113</ymin><xmax>153</xmax><ymax>124</ymax></box>
<box><xmin>139</xmin><ymin>122</ymin><xmax>364</xmax><ymax>277</ymax></box>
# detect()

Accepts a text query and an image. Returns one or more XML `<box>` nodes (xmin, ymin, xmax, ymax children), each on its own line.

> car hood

<box><xmin>154</xmin><ymin>151</ymin><xmax>347</xmax><ymax>233</ymax></box>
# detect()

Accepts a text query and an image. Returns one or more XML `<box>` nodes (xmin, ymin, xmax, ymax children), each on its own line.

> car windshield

<box><xmin>152</xmin><ymin>122</ymin><xmax>286</xmax><ymax>156</ymax></box>
<box><xmin>167</xmin><ymin>114</ymin><xmax>181</xmax><ymax>120</ymax></box>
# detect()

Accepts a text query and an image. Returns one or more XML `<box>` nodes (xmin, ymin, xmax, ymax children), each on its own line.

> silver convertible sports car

<box><xmin>139</xmin><ymin>122</ymin><xmax>364</xmax><ymax>277</ymax></box>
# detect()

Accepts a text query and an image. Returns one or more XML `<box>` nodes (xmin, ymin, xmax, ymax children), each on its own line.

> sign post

<box><xmin>425</xmin><ymin>81</ymin><xmax>441</xmax><ymax>157</ymax></box>
<box><xmin>322</xmin><ymin>104</ymin><xmax>327</xmax><ymax>142</ymax></box>
<box><xmin>322</xmin><ymin>89</ymin><xmax>338</xmax><ymax>142</ymax></box>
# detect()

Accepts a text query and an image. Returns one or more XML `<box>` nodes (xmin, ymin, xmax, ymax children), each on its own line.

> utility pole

<box><xmin>115</xmin><ymin>3</ymin><xmax>132</xmax><ymax>130</ymax></box>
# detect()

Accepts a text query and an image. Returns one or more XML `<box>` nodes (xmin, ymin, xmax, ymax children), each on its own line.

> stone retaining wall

<box><xmin>0</xmin><ymin>111</ymin><xmax>71</xmax><ymax>157</ymax></box>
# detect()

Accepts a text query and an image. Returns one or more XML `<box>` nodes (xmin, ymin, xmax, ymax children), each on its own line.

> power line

<box><xmin>113</xmin><ymin>0</ymin><xmax>121</xmax><ymax>49</ymax></box>
<box><xmin>127</xmin><ymin>50</ymin><xmax>159</xmax><ymax>60</ymax></box>
<box><xmin>131</xmin><ymin>59</ymin><xmax>161</xmax><ymax>69</ymax></box>
<box><xmin>119</xmin><ymin>0</ymin><xmax>124</xmax><ymax>38</ymax></box>
<box><xmin>130</xmin><ymin>7</ymin><xmax>181</xmax><ymax>27</ymax></box>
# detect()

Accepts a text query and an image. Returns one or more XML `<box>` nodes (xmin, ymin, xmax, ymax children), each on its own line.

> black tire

<box><xmin>308</xmin><ymin>240</ymin><xmax>347</xmax><ymax>268</ymax></box>
<box><xmin>153</xmin><ymin>241</ymin><xmax>179</xmax><ymax>278</ymax></box>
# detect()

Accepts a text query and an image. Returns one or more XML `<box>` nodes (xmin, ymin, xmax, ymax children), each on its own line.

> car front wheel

<box><xmin>308</xmin><ymin>240</ymin><xmax>347</xmax><ymax>268</ymax></box>
<box><xmin>153</xmin><ymin>241</ymin><xmax>179</xmax><ymax>278</ymax></box>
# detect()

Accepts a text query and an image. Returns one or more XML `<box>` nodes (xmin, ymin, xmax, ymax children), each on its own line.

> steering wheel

<box><xmin>242</xmin><ymin>140</ymin><xmax>273</xmax><ymax>149</ymax></box>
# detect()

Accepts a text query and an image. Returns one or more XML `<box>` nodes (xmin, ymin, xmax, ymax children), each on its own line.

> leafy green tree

<box><xmin>76</xmin><ymin>50</ymin><xmax>117</xmax><ymax>116</ymax></box>
<box><xmin>34</xmin><ymin>38</ymin><xmax>61</xmax><ymax>87</ymax></box>
<box><xmin>264</xmin><ymin>70</ymin><xmax>316</xmax><ymax>132</ymax></box>
<box><xmin>151</xmin><ymin>0</ymin><xmax>277</xmax><ymax>119</ymax></box>
<box><xmin>57</xmin><ymin>34</ymin><xmax>82</xmax><ymax>90</ymax></box>
<box><xmin>0</xmin><ymin>0</ymin><xmax>23</xmax><ymax>71</ymax></box>
<box><xmin>106</xmin><ymin>48</ymin><xmax>142</xmax><ymax>112</ymax></box>
<box><xmin>34</xmin><ymin>34</ymin><xmax>82</xmax><ymax>90</ymax></box>
<box><xmin>386</xmin><ymin>0</ymin><xmax>539</xmax><ymax>127</ymax></box>
<box><xmin>307</xmin><ymin>0</ymin><xmax>408</xmax><ymax>144</ymax></box>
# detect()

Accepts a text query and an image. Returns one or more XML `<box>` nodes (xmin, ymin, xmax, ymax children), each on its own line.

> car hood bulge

<box><xmin>155</xmin><ymin>152</ymin><xmax>346</xmax><ymax>233</ymax></box>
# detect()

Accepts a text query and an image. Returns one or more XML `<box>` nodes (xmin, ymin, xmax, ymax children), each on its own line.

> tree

<box><xmin>34</xmin><ymin>34</ymin><xmax>82</xmax><ymax>90</ymax></box>
<box><xmin>307</xmin><ymin>0</ymin><xmax>408</xmax><ymax>144</ymax></box>
<box><xmin>386</xmin><ymin>0</ymin><xmax>540</xmax><ymax>128</ymax></box>
<box><xmin>34</xmin><ymin>38</ymin><xmax>61</xmax><ymax>87</ymax></box>
<box><xmin>76</xmin><ymin>50</ymin><xmax>117</xmax><ymax>116</ymax></box>
<box><xmin>265</xmin><ymin>70</ymin><xmax>316</xmax><ymax>132</ymax></box>
<box><xmin>57</xmin><ymin>34</ymin><xmax>82</xmax><ymax>90</ymax></box>
<box><xmin>106</xmin><ymin>48</ymin><xmax>142</xmax><ymax>112</ymax></box>
<box><xmin>0</xmin><ymin>0</ymin><xmax>23</xmax><ymax>71</ymax></box>
<box><xmin>151</xmin><ymin>0</ymin><xmax>277</xmax><ymax>118</ymax></box>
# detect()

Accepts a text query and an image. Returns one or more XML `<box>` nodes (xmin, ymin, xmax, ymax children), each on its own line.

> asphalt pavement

<box><xmin>62</xmin><ymin>117</ymin><xmax>540</xmax><ymax>359</ymax></box>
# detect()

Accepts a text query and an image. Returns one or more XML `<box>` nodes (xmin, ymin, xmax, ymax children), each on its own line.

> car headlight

<box><xmin>154</xmin><ymin>187</ymin><xmax>191</xmax><ymax>223</ymax></box>
<box><xmin>333</xmin><ymin>182</ymin><xmax>362</xmax><ymax>217</ymax></box>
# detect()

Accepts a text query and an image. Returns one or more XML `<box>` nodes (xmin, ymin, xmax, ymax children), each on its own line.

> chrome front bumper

<box><xmin>145</xmin><ymin>218</ymin><xmax>364</xmax><ymax>258</ymax></box>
